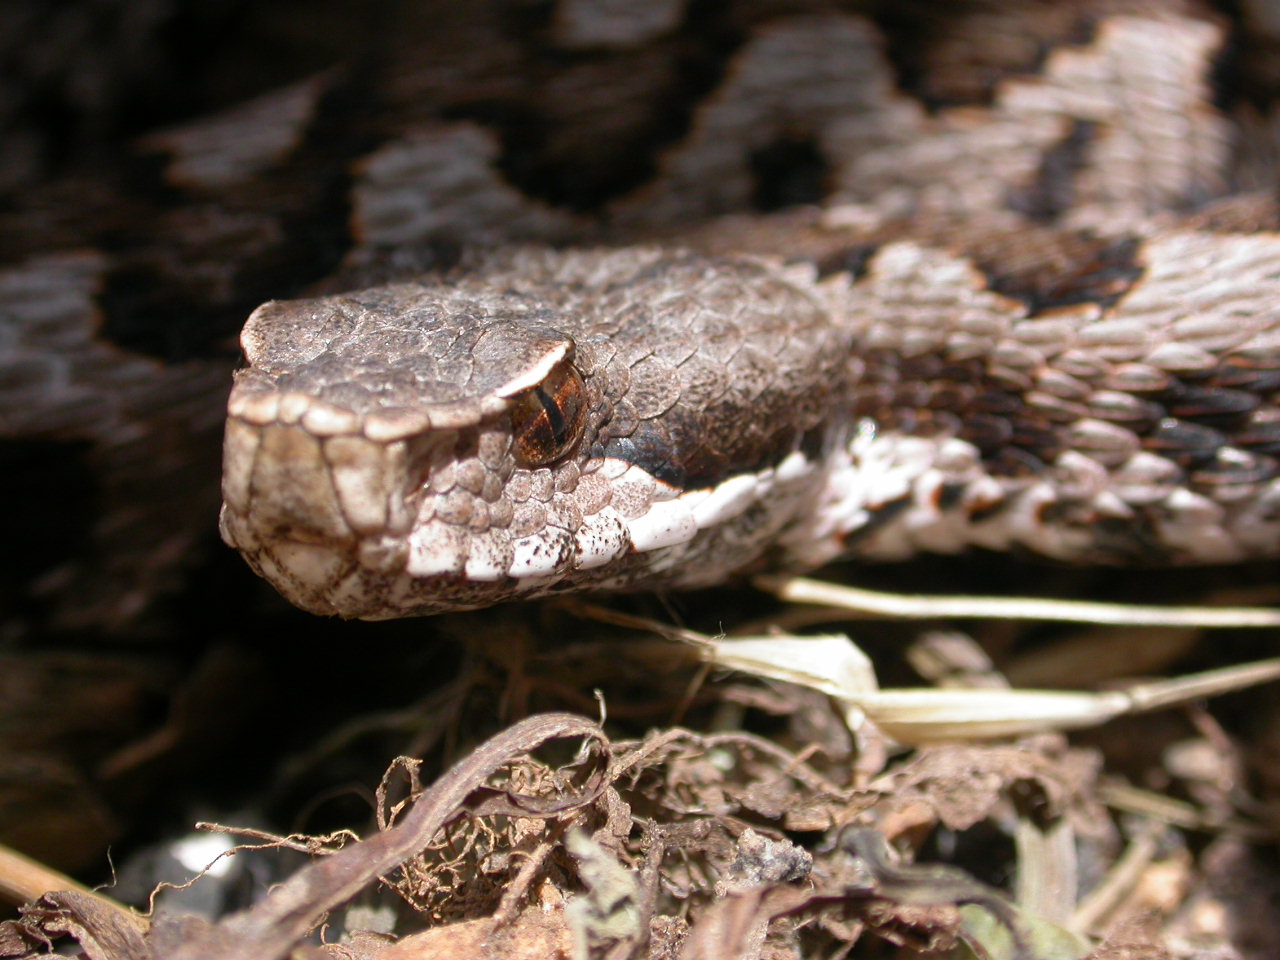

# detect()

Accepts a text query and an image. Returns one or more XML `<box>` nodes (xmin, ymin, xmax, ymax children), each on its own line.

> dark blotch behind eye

<box><xmin>511</xmin><ymin>360</ymin><xmax>587</xmax><ymax>467</ymax></box>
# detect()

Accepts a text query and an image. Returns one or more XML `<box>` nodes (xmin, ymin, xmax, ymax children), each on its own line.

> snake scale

<box><xmin>5</xmin><ymin>0</ymin><xmax>1280</xmax><ymax>628</ymax></box>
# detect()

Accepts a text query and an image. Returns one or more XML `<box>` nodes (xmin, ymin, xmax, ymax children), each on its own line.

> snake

<box><xmin>7</xmin><ymin>1</ymin><xmax>1280</xmax><ymax>628</ymax></box>
<box><xmin>219</xmin><ymin>231</ymin><xmax>1280</xmax><ymax>619</ymax></box>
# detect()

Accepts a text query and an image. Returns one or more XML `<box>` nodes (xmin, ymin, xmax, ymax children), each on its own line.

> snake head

<box><xmin>219</xmin><ymin>248</ymin><xmax>851</xmax><ymax>618</ymax></box>
<box><xmin>219</xmin><ymin>278</ymin><xmax>604</xmax><ymax>616</ymax></box>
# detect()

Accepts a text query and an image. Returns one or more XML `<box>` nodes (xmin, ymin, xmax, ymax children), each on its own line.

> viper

<box><xmin>220</xmin><ymin>229</ymin><xmax>1280</xmax><ymax>618</ymax></box>
<box><xmin>5</xmin><ymin>1</ymin><xmax>1280</xmax><ymax>629</ymax></box>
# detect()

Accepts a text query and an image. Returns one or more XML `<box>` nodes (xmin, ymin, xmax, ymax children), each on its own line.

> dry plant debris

<box><xmin>1</xmin><ymin>686</ymin><xmax>1262</xmax><ymax>960</ymax></box>
<box><xmin>4</xmin><ymin>587</ymin><xmax>1280</xmax><ymax>959</ymax></box>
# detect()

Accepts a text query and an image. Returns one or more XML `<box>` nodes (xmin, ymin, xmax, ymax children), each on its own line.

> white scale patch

<box><xmin>463</xmin><ymin>535</ymin><xmax>512</xmax><ymax>581</ymax></box>
<box><xmin>403</xmin><ymin>419</ymin><xmax>1275</xmax><ymax>588</ymax></box>
<box><xmin>339</xmin><ymin>422</ymin><xmax>1280</xmax><ymax>617</ymax></box>
<box><xmin>782</xmin><ymin>419</ymin><xmax>1280</xmax><ymax>566</ymax></box>
<box><xmin>777</xmin><ymin>419</ymin><xmax>1082</xmax><ymax>565</ymax></box>
<box><xmin>502</xmin><ymin>451</ymin><xmax>817</xmax><ymax>579</ymax></box>
<box><xmin>508</xmin><ymin>527</ymin><xmax>576</xmax><ymax>577</ymax></box>
<box><xmin>625</xmin><ymin>495</ymin><xmax>699</xmax><ymax>551</ymax></box>
<box><xmin>407</xmin><ymin>523</ymin><xmax>467</xmax><ymax>577</ymax></box>
<box><xmin>574</xmin><ymin>506</ymin><xmax>630</xmax><ymax>570</ymax></box>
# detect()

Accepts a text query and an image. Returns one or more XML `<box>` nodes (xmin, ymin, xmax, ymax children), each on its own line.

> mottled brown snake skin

<box><xmin>5</xmin><ymin>1</ymin><xmax>1280</xmax><ymax>627</ymax></box>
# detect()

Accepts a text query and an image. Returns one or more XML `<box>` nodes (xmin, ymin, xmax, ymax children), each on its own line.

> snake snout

<box><xmin>219</xmin><ymin>395</ymin><xmax>426</xmax><ymax>617</ymax></box>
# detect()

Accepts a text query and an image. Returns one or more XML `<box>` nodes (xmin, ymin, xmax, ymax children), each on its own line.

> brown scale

<box><xmin>852</xmin><ymin>349</ymin><xmax>1066</xmax><ymax>477</ymax></box>
<box><xmin>957</xmin><ymin>233</ymin><xmax>1280</xmax><ymax>485</ymax></box>
<box><xmin>852</xmin><ymin>345</ymin><xmax>1280</xmax><ymax>499</ymax></box>
<box><xmin>1131</xmin><ymin>364</ymin><xmax>1280</xmax><ymax>486</ymax></box>
<box><xmin>966</xmin><ymin>232</ymin><xmax>1145</xmax><ymax>314</ymax></box>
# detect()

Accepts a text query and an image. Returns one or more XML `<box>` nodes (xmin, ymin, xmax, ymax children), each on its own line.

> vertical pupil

<box><xmin>536</xmin><ymin>385</ymin><xmax>567</xmax><ymax>445</ymax></box>
<box><xmin>511</xmin><ymin>361</ymin><xmax>586</xmax><ymax>468</ymax></box>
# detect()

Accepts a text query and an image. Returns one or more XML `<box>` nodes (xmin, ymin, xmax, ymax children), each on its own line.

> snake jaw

<box><xmin>220</xmin><ymin>376</ymin><xmax>597</xmax><ymax>619</ymax></box>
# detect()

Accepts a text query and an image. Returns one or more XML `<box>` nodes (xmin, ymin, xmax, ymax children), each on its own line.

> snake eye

<box><xmin>510</xmin><ymin>359</ymin><xmax>587</xmax><ymax>467</ymax></box>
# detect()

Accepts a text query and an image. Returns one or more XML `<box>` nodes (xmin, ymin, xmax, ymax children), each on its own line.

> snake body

<box><xmin>222</xmin><ymin>230</ymin><xmax>1280</xmax><ymax>619</ymax></box>
<box><xmin>6</xmin><ymin>1</ymin><xmax>1280</xmax><ymax>627</ymax></box>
